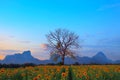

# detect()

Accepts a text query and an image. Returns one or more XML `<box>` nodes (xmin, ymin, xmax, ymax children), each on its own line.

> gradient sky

<box><xmin>0</xmin><ymin>0</ymin><xmax>120</xmax><ymax>60</ymax></box>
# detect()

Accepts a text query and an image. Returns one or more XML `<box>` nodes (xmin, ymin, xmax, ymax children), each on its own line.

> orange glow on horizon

<box><xmin>0</xmin><ymin>55</ymin><xmax>4</xmax><ymax>60</ymax></box>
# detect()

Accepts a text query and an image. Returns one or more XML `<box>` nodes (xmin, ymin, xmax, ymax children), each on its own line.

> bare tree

<box><xmin>46</xmin><ymin>29</ymin><xmax>80</xmax><ymax>65</ymax></box>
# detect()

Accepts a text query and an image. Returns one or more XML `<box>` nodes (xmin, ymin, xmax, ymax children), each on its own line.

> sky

<box><xmin>0</xmin><ymin>0</ymin><xmax>120</xmax><ymax>60</ymax></box>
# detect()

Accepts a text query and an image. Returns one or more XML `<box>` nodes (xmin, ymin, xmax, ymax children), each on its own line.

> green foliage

<box><xmin>67</xmin><ymin>67</ymin><xmax>73</xmax><ymax>80</ymax></box>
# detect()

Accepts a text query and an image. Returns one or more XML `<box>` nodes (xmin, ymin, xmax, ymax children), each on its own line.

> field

<box><xmin>0</xmin><ymin>65</ymin><xmax>120</xmax><ymax>80</ymax></box>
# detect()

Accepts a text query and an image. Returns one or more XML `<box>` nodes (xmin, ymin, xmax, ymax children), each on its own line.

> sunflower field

<box><xmin>0</xmin><ymin>65</ymin><xmax>120</xmax><ymax>80</ymax></box>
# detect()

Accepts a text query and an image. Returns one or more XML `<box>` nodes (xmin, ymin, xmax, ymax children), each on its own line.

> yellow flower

<box><xmin>46</xmin><ymin>76</ymin><xmax>50</xmax><ymax>80</ymax></box>
<box><xmin>61</xmin><ymin>72</ymin><xmax>67</xmax><ymax>77</ymax></box>
<box><xmin>96</xmin><ymin>74</ymin><xmax>99</xmax><ymax>78</ymax></box>
<box><xmin>33</xmin><ymin>77</ymin><xmax>38</xmax><ymax>80</ymax></box>
<box><xmin>21</xmin><ymin>73</ymin><xmax>25</xmax><ymax>77</ymax></box>
<box><xmin>83</xmin><ymin>71</ymin><xmax>87</xmax><ymax>76</ymax></box>
<box><xmin>37</xmin><ymin>74</ymin><xmax>41</xmax><ymax>78</ymax></box>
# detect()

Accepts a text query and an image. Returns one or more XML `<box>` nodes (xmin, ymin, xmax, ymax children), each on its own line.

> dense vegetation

<box><xmin>0</xmin><ymin>65</ymin><xmax>120</xmax><ymax>80</ymax></box>
<box><xmin>0</xmin><ymin>63</ymin><xmax>36</xmax><ymax>68</ymax></box>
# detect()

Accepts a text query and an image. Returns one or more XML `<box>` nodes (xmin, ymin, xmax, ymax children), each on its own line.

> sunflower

<box><xmin>61</xmin><ymin>72</ymin><xmax>67</xmax><ymax>77</ymax></box>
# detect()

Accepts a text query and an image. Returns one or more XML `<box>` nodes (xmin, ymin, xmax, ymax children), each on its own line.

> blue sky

<box><xmin>0</xmin><ymin>0</ymin><xmax>120</xmax><ymax>60</ymax></box>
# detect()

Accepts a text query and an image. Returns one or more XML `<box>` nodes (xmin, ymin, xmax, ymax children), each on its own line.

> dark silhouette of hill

<box><xmin>91</xmin><ymin>52</ymin><xmax>112</xmax><ymax>64</ymax></box>
<box><xmin>0</xmin><ymin>50</ymin><xmax>119</xmax><ymax>64</ymax></box>
<box><xmin>1</xmin><ymin>51</ymin><xmax>41</xmax><ymax>64</ymax></box>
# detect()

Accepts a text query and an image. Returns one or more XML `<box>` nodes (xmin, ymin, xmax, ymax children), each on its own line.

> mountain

<box><xmin>64</xmin><ymin>56</ymin><xmax>91</xmax><ymax>64</ymax></box>
<box><xmin>51</xmin><ymin>51</ymin><xmax>113</xmax><ymax>64</ymax></box>
<box><xmin>0</xmin><ymin>51</ymin><xmax>119</xmax><ymax>64</ymax></box>
<box><xmin>1</xmin><ymin>51</ymin><xmax>41</xmax><ymax>64</ymax></box>
<box><xmin>64</xmin><ymin>52</ymin><xmax>113</xmax><ymax>64</ymax></box>
<box><xmin>91</xmin><ymin>52</ymin><xmax>112</xmax><ymax>64</ymax></box>
<box><xmin>114</xmin><ymin>60</ymin><xmax>120</xmax><ymax>64</ymax></box>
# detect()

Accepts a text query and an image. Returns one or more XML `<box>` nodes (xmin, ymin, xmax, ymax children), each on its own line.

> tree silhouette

<box><xmin>46</xmin><ymin>29</ymin><xmax>80</xmax><ymax>65</ymax></box>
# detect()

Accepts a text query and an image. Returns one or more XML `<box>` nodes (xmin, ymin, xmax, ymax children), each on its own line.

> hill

<box><xmin>0</xmin><ymin>51</ymin><xmax>119</xmax><ymax>64</ymax></box>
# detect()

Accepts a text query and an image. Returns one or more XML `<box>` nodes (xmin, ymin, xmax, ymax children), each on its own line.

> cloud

<box><xmin>0</xmin><ymin>49</ymin><xmax>21</xmax><ymax>60</ymax></box>
<box><xmin>0</xmin><ymin>35</ymin><xmax>15</xmax><ymax>41</ymax></box>
<box><xmin>19</xmin><ymin>41</ymin><xmax>31</xmax><ymax>44</ymax></box>
<box><xmin>97</xmin><ymin>3</ymin><xmax>120</xmax><ymax>11</ymax></box>
<box><xmin>40</xmin><ymin>43</ymin><xmax>50</xmax><ymax>50</ymax></box>
<box><xmin>28</xmin><ymin>43</ymin><xmax>51</xmax><ymax>60</ymax></box>
<box><xmin>9</xmin><ymin>35</ymin><xmax>15</xmax><ymax>38</ymax></box>
<box><xmin>80</xmin><ymin>43</ymin><xmax>120</xmax><ymax>60</ymax></box>
<box><xmin>31</xmin><ymin>45</ymin><xmax>50</xmax><ymax>60</ymax></box>
<box><xmin>97</xmin><ymin>37</ymin><xmax>120</xmax><ymax>47</ymax></box>
<box><xmin>32</xmin><ymin>51</ymin><xmax>50</xmax><ymax>60</ymax></box>
<box><xmin>0</xmin><ymin>49</ymin><xmax>21</xmax><ymax>55</ymax></box>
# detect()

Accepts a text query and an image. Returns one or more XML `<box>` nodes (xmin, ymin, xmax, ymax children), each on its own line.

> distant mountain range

<box><xmin>0</xmin><ymin>51</ymin><xmax>120</xmax><ymax>64</ymax></box>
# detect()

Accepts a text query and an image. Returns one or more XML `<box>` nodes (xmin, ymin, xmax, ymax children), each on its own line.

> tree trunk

<box><xmin>61</xmin><ymin>55</ymin><xmax>65</xmax><ymax>65</ymax></box>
